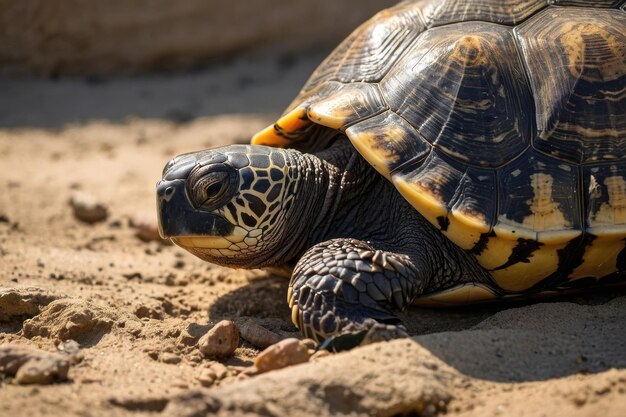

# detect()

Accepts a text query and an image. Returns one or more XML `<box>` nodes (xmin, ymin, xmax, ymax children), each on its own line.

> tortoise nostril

<box><xmin>163</xmin><ymin>186</ymin><xmax>176</xmax><ymax>201</ymax></box>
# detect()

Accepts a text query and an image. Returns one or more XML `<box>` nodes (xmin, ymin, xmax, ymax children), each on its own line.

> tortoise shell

<box><xmin>252</xmin><ymin>0</ymin><xmax>626</xmax><ymax>302</ymax></box>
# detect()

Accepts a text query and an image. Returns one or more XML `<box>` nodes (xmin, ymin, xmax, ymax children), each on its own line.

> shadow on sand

<box><xmin>210</xmin><ymin>277</ymin><xmax>626</xmax><ymax>383</ymax></box>
<box><xmin>0</xmin><ymin>52</ymin><xmax>325</xmax><ymax>129</ymax></box>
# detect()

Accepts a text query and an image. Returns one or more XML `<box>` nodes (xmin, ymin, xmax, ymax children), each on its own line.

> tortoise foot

<box><xmin>289</xmin><ymin>238</ymin><xmax>422</xmax><ymax>345</ymax></box>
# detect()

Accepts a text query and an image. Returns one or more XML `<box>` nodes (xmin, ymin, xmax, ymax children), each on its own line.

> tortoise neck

<box><xmin>305</xmin><ymin>139</ymin><xmax>401</xmax><ymax>246</ymax></box>
<box><xmin>271</xmin><ymin>139</ymin><xmax>374</xmax><ymax>265</ymax></box>
<box><xmin>263</xmin><ymin>145</ymin><xmax>338</xmax><ymax>266</ymax></box>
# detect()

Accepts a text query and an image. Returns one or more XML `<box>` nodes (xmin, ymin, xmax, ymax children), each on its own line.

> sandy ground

<box><xmin>0</xmin><ymin>51</ymin><xmax>625</xmax><ymax>417</ymax></box>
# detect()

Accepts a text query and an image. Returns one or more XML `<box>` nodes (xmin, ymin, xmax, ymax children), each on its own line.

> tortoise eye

<box><xmin>193</xmin><ymin>171</ymin><xmax>228</xmax><ymax>206</ymax></box>
<box><xmin>204</xmin><ymin>180</ymin><xmax>223</xmax><ymax>199</ymax></box>
<box><xmin>188</xmin><ymin>167</ymin><xmax>237</xmax><ymax>211</ymax></box>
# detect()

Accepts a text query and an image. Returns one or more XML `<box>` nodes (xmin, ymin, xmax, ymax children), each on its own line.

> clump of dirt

<box><xmin>0</xmin><ymin>287</ymin><xmax>58</xmax><ymax>321</ymax></box>
<box><xmin>21</xmin><ymin>299</ymin><xmax>117</xmax><ymax>345</ymax></box>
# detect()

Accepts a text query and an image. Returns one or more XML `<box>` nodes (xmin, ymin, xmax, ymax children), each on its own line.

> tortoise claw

<box><xmin>318</xmin><ymin>323</ymin><xmax>409</xmax><ymax>352</ymax></box>
<box><xmin>317</xmin><ymin>330</ymin><xmax>368</xmax><ymax>352</ymax></box>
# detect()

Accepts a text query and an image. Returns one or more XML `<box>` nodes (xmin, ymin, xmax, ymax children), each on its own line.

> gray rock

<box><xmin>69</xmin><ymin>191</ymin><xmax>109</xmax><ymax>224</ymax></box>
<box><xmin>0</xmin><ymin>344</ymin><xmax>70</xmax><ymax>385</ymax></box>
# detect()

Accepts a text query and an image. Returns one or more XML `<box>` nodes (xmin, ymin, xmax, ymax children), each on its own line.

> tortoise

<box><xmin>157</xmin><ymin>0</ymin><xmax>626</xmax><ymax>346</ymax></box>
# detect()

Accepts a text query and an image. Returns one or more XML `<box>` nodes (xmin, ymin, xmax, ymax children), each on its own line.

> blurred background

<box><xmin>1</xmin><ymin>0</ymin><xmax>395</xmax><ymax>76</ymax></box>
<box><xmin>0</xmin><ymin>0</ymin><xmax>395</xmax><ymax>128</ymax></box>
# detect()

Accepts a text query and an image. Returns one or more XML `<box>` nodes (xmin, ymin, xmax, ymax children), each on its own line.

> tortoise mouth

<box><xmin>172</xmin><ymin>236</ymin><xmax>235</xmax><ymax>249</ymax></box>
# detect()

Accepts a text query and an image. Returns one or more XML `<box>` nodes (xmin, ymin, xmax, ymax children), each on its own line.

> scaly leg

<box><xmin>289</xmin><ymin>238</ymin><xmax>426</xmax><ymax>349</ymax></box>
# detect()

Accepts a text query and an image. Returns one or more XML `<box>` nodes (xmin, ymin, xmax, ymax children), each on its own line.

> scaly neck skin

<box><xmin>280</xmin><ymin>139</ymin><xmax>492</xmax><ymax>292</ymax></box>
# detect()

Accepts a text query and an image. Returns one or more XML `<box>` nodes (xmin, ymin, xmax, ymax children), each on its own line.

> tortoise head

<box><xmin>157</xmin><ymin>145</ymin><xmax>299</xmax><ymax>268</ymax></box>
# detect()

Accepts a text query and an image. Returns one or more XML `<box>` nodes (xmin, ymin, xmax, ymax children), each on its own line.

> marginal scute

<box><xmin>570</xmin><ymin>236</ymin><xmax>625</xmax><ymax>279</ymax></box>
<box><xmin>392</xmin><ymin>150</ymin><xmax>496</xmax><ymax>250</ymax></box>
<box><xmin>422</xmin><ymin>0</ymin><xmax>547</xmax><ymax>27</ymax></box>
<box><xmin>487</xmin><ymin>237</ymin><xmax>574</xmax><ymax>291</ymax></box>
<box><xmin>472</xmin><ymin>148</ymin><xmax>584</xmax><ymax>291</ymax></box>
<box><xmin>307</xmin><ymin>83</ymin><xmax>387</xmax><ymax>130</ymax></box>
<box><xmin>381</xmin><ymin>21</ymin><xmax>533</xmax><ymax>167</ymax></box>
<box><xmin>252</xmin><ymin>107</ymin><xmax>312</xmax><ymax>148</ymax></box>
<box><xmin>411</xmin><ymin>284</ymin><xmax>497</xmax><ymax>307</ymax></box>
<box><xmin>571</xmin><ymin>163</ymin><xmax>626</xmax><ymax>279</ymax></box>
<box><xmin>446</xmin><ymin>167</ymin><xmax>497</xmax><ymax>249</ymax></box>
<box><xmin>515</xmin><ymin>7</ymin><xmax>626</xmax><ymax>163</ymax></box>
<box><xmin>475</xmin><ymin>235</ymin><xmax>520</xmax><ymax>270</ymax></box>
<box><xmin>345</xmin><ymin>111</ymin><xmax>431</xmax><ymax>179</ymax></box>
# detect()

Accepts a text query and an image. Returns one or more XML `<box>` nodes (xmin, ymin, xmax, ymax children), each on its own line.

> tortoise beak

<box><xmin>156</xmin><ymin>178</ymin><xmax>234</xmax><ymax>239</ymax></box>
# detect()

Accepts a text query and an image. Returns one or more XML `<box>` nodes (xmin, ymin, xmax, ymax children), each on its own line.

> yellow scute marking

<box><xmin>251</xmin><ymin>107</ymin><xmax>310</xmax><ymax>147</ymax></box>
<box><xmin>393</xmin><ymin>177</ymin><xmax>447</xmax><ymax>229</ymax></box>
<box><xmin>393</xmin><ymin>174</ymin><xmax>490</xmax><ymax>251</ymax></box>
<box><xmin>490</xmin><ymin>242</ymin><xmax>568</xmax><ymax>292</ymax></box>
<box><xmin>523</xmin><ymin>173</ymin><xmax>570</xmax><ymax>232</ymax></box>
<box><xmin>445</xmin><ymin>209</ymin><xmax>489</xmax><ymax>250</ymax></box>
<box><xmin>307</xmin><ymin>83</ymin><xmax>384</xmax><ymax>130</ymax></box>
<box><xmin>251</xmin><ymin>124</ymin><xmax>289</xmax><ymax>147</ymax></box>
<box><xmin>450</xmin><ymin>35</ymin><xmax>491</xmax><ymax>67</ymax></box>
<box><xmin>589</xmin><ymin>176</ymin><xmax>626</xmax><ymax>228</ymax></box>
<box><xmin>476</xmin><ymin>235</ymin><xmax>518</xmax><ymax>270</ymax></box>
<box><xmin>412</xmin><ymin>284</ymin><xmax>496</xmax><ymax>307</ymax></box>
<box><xmin>348</xmin><ymin>127</ymin><xmax>406</xmax><ymax>179</ymax></box>
<box><xmin>570</xmin><ymin>236</ymin><xmax>624</xmax><ymax>280</ymax></box>
<box><xmin>560</xmin><ymin>21</ymin><xmax>624</xmax><ymax>81</ymax></box>
<box><xmin>307</xmin><ymin>91</ymin><xmax>358</xmax><ymax>130</ymax></box>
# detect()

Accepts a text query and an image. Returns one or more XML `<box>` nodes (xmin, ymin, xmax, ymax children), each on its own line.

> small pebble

<box><xmin>15</xmin><ymin>356</ymin><xmax>70</xmax><ymax>385</ymax></box>
<box><xmin>57</xmin><ymin>340</ymin><xmax>83</xmax><ymax>364</ymax></box>
<box><xmin>129</xmin><ymin>212</ymin><xmax>162</xmax><ymax>242</ymax></box>
<box><xmin>206</xmin><ymin>361</ymin><xmax>229</xmax><ymax>380</ymax></box>
<box><xmin>0</xmin><ymin>345</ymin><xmax>70</xmax><ymax>385</ymax></box>
<box><xmin>161</xmin><ymin>352</ymin><xmax>181</xmax><ymax>364</ymax></box>
<box><xmin>254</xmin><ymin>338</ymin><xmax>312</xmax><ymax>373</ymax></box>
<box><xmin>197</xmin><ymin>369</ymin><xmax>217</xmax><ymax>387</ymax></box>
<box><xmin>69</xmin><ymin>191</ymin><xmax>108</xmax><ymax>224</ymax></box>
<box><xmin>198</xmin><ymin>320</ymin><xmax>239</xmax><ymax>358</ymax></box>
<box><xmin>197</xmin><ymin>361</ymin><xmax>230</xmax><ymax>387</ymax></box>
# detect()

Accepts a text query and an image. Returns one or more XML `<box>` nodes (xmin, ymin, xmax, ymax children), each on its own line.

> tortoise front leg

<box><xmin>289</xmin><ymin>238</ymin><xmax>426</xmax><ymax>347</ymax></box>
